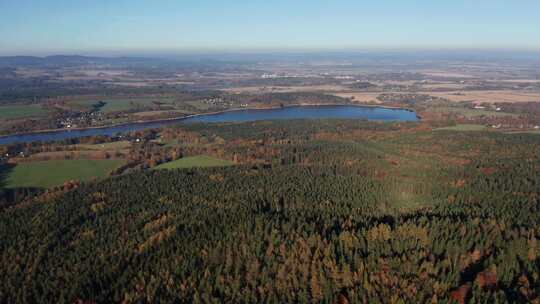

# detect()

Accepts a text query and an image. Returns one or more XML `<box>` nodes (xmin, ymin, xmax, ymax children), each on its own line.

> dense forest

<box><xmin>1</xmin><ymin>120</ymin><xmax>539</xmax><ymax>303</ymax></box>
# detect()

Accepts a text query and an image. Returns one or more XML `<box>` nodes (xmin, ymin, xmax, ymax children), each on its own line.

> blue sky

<box><xmin>1</xmin><ymin>0</ymin><xmax>539</xmax><ymax>55</ymax></box>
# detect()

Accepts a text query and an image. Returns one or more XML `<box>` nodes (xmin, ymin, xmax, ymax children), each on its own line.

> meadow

<box><xmin>505</xmin><ymin>130</ymin><xmax>540</xmax><ymax>135</ymax></box>
<box><xmin>429</xmin><ymin>106</ymin><xmax>517</xmax><ymax>118</ymax></box>
<box><xmin>2</xmin><ymin>159</ymin><xmax>124</xmax><ymax>188</ymax></box>
<box><xmin>100</xmin><ymin>98</ymin><xmax>176</xmax><ymax>112</ymax></box>
<box><xmin>0</xmin><ymin>104</ymin><xmax>49</xmax><ymax>120</ymax></box>
<box><xmin>154</xmin><ymin>155</ymin><xmax>234</xmax><ymax>170</ymax></box>
<box><xmin>68</xmin><ymin>98</ymin><xmax>176</xmax><ymax>113</ymax></box>
<box><xmin>75</xmin><ymin>141</ymin><xmax>132</xmax><ymax>151</ymax></box>
<box><xmin>434</xmin><ymin>124</ymin><xmax>488</xmax><ymax>131</ymax></box>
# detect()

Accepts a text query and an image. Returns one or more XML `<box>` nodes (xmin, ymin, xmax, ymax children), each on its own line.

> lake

<box><xmin>0</xmin><ymin>105</ymin><xmax>418</xmax><ymax>145</ymax></box>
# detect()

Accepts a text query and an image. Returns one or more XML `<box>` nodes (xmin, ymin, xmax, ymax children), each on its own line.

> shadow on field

<box><xmin>0</xmin><ymin>164</ymin><xmax>43</xmax><ymax>209</ymax></box>
<box><xmin>0</xmin><ymin>163</ymin><xmax>15</xmax><ymax>189</ymax></box>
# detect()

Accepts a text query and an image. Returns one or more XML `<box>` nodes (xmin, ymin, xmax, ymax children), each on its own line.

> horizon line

<box><xmin>2</xmin><ymin>46</ymin><xmax>540</xmax><ymax>58</ymax></box>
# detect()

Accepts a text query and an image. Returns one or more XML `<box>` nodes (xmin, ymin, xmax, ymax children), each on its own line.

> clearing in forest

<box><xmin>154</xmin><ymin>155</ymin><xmax>234</xmax><ymax>170</ymax></box>
<box><xmin>2</xmin><ymin>159</ymin><xmax>124</xmax><ymax>189</ymax></box>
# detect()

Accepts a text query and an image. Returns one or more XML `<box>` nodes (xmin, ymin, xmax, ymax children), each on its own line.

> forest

<box><xmin>0</xmin><ymin>119</ymin><xmax>539</xmax><ymax>303</ymax></box>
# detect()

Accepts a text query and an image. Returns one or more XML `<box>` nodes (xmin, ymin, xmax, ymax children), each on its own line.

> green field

<box><xmin>505</xmin><ymin>131</ymin><xmax>540</xmax><ymax>135</ymax></box>
<box><xmin>66</xmin><ymin>100</ymin><xmax>101</xmax><ymax>111</ymax></box>
<box><xmin>434</xmin><ymin>124</ymin><xmax>488</xmax><ymax>131</ymax></box>
<box><xmin>2</xmin><ymin>159</ymin><xmax>124</xmax><ymax>189</ymax></box>
<box><xmin>75</xmin><ymin>141</ymin><xmax>132</xmax><ymax>150</ymax></box>
<box><xmin>0</xmin><ymin>104</ymin><xmax>49</xmax><ymax>120</ymax></box>
<box><xmin>68</xmin><ymin>98</ymin><xmax>176</xmax><ymax>113</ymax></box>
<box><xmin>100</xmin><ymin>99</ymin><xmax>157</xmax><ymax>112</ymax></box>
<box><xmin>154</xmin><ymin>155</ymin><xmax>234</xmax><ymax>170</ymax></box>
<box><xmin>105</xmin><ymin>98</ymin><xmax>175</xmax><ymax>113</ymax></box>
<box><xmin>431</xmin><ymin>106</ymin><xmax>518</xmax><ymax>118</ymax></box>
<box><xmin>185</xmin><ymin>100</ymin><xmax>212</xmax><ymax>110</ymax></box>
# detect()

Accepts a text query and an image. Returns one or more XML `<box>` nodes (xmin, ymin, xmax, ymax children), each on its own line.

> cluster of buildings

<box><xmin>260</xmin><ymin>73</ymin><xmax>321</xmax><ymax>79</ymax></box>
<box><xmin>57</xmin><ymin>111</ymin><xmax>104</xmax><ymax>129</ymax></box>
<box><xmin>202</xmin><ymin>97</ymin><xmax>248</xmax><ymax>108</ymax></box>
<box><xmin>473</xmin><ymin>104</ymin><xmax>502</xmax><ymax>111</ymax></box>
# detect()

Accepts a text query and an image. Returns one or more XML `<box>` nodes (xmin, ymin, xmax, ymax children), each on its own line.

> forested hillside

<box><xmin>1</xmin><ymin>120</ymin><xmax>539</xmax><ymax>303</ymax></box>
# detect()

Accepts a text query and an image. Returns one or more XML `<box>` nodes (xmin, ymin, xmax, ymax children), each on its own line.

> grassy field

<box><xmin>68</xmin><ymin>98</ymin><xmax>176</xmax><ymax>113</ymax></box>
<box><xmin>505</xmin><ymin>130</ymin><xmax>540</xmax><ymax>135</ymax></box>
<box><xmin>67</xmin><ymin>100</ymin><xmax>101</xmax><ymax>111</ymax></box>
<box><xmin>430</xmin><ymin>106</ymin><xmax>517</xmax><ymax>118</ymax></box>
<box><xmin>100</xmin><ymin>98</ymin><xmax>176</xmax><ymax>113</ymax></box>
<box><xmin>2</xmin><ymin>159</ymin><xmax>124</xmax><ymax>189</ymax></box>
<box><xmin>434</xmin><ymin>124</ymin><xmax>488</xmax><ymax>131</ymax></box>
<box><xmin>132</xmin><ymin>110</ymin><xmax>192</xmax><ymax>117</ymax></box>
<box><xmin>0</xmin><ymin>104</ymin><xmax>49</xmax><ymax>120</ymax></box>
<box><xmin>185</xmin><ymin>100</ymin><xmax>212</xmax><ymax>110</ymax></box>
<box><xmin>75</xmin><ymin>141</ymin><xmax>132</xmax><ymax>150</ymax></box>
<box><xmin>101</xmin><ymin>99</ymin><xmax>154</xmax><ymax>112</ymax></box>
<box><xmin>154</xmin><ymin>156</ymin><xmax>234</xmax><ymax>170</ymax></box>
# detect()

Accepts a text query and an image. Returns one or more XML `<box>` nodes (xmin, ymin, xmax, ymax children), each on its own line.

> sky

<box><xmin>1</xmin><ymin>0</ymin><xmax>540</xmax><ymax>55</ymax></box>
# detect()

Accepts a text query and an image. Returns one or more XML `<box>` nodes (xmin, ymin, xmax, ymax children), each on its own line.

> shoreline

<box><xmin>0</xmin><ymin>103</ymin><xmax>419</xmax><ymax>140</ymax></box>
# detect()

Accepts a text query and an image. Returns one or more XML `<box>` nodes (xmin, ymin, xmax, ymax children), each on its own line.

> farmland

<box><xmin>0</xmin><ymin>104</ymin><xmax>49</xmax><ymax>120</ymax></box>
<box><xmin>68</xmin><ymin>98</ymin><xmax>177</xmax><ymax>113</ymax></box>
<box><xmin>428</xmin><ymin>106</ymin><xmax>518</xmax><ymax>118</ymax></box>
<box><xmin>427</xmin><ymin>90</ymin><xmax>540</xmax><ymax>104</ymax></box>
<box><xmin>434</xmin><ymin>124</ymin><xmax>488</xmax><ymax>131</ymax></box>
<box><xmin>100</xmin><ymin>98</ymin><xmax>176</xmax><ymax>112</ymax></box>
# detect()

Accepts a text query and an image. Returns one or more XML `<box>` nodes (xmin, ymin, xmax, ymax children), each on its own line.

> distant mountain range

<box><xmin>0</xmin><ymin>55</ymin><xmax>172</xmax><ymax>68</ymax></box>
<box><xmin>2</xmin><ymin>50</ymin><xmax>540</xmax><ymax>69</ymax></box>
<box><xmin>0</xmin><ymin>55</ymin><xmax>257</xmax><ymax>71</ymax></box>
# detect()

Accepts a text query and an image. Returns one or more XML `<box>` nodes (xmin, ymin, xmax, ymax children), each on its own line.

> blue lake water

<box><xmin>0</xmin><ymin>105</ymin><xmax>418</xmax><ymax>145</ymax></box>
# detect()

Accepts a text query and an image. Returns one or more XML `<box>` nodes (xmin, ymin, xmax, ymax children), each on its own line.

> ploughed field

<box><xmin>0</xmin><ymin>120</ymin><xmax>539</xmax><ymax>303</ymax></box>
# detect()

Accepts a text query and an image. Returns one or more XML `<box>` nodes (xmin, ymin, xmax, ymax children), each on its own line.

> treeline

<box><xmin>247</xmin><ymin>92</ymin><xmax>350</xmax><ymax>106</ymax></box>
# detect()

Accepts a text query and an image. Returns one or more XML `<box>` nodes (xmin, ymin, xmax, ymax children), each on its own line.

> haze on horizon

<box><xmin>1</xmin><ymin>0</ymin><xmax>540</xmax><ymax>56</ymax></box>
